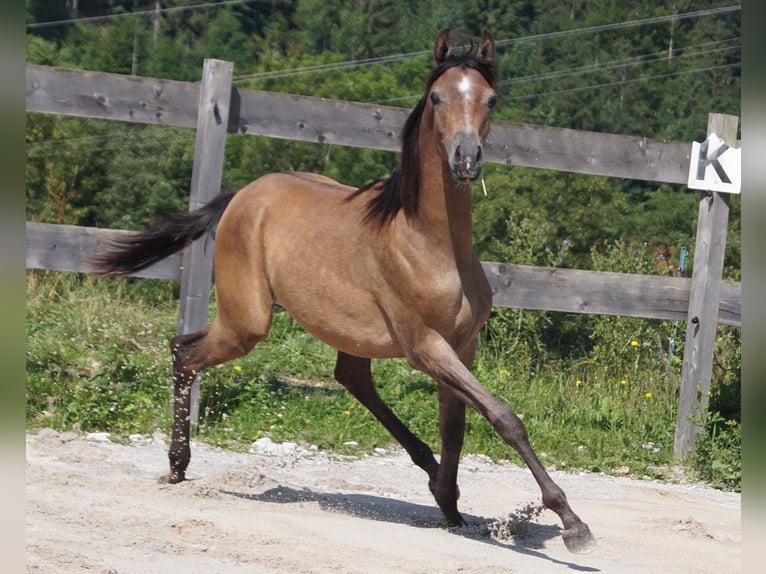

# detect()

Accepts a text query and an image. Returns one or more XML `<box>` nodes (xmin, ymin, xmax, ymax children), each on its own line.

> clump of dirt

<box><xmin>485</xmin><ymin>500</ymin><xmax>547</xmax><ymax>541</ymax></box>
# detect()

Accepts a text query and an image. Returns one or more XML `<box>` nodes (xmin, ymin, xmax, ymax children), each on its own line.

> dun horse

<box><xmin>92</xmin><ymin>29</ymin><xmax>596</xmax><ymax>553</ymax></box>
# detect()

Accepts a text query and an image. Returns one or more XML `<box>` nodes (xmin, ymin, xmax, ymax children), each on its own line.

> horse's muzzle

<box><xmin>450</xmin><ymin>133</ymin><xmax>484</xmax><ymax>182</ymax></box>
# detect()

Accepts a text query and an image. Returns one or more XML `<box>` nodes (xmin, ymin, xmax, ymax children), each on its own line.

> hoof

<box><xmin>562</xmin><ymin>522</ymin><xmax>597</xmax><ymax>554</ymax></box>
<box><xmin>444</xmin><ymin>511</ymin><xmax>466</xmax><ymax>528</ymax></box>
<box><xmin>159</xmin><ymin>471</ymin><xmax>185</xmax><ymax>484</ymax></box>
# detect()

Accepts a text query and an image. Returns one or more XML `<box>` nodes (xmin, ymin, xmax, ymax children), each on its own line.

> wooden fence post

<box><xmin>176</xmin><ymin>59</ymin><xmax>233</xmax><ymax>432</ymax></box>
<box><xmin>673</xmin><ymin>113</ymin><xmax>738</xmax><ymax>460</ymax></box>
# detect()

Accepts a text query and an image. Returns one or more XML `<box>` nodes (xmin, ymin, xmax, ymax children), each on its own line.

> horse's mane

<box><xmin>349</xmin><ymin>49</ymin><xmax>496</xmax><ymax>229</ymax></box>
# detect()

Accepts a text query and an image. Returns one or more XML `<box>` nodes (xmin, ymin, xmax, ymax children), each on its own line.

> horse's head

<box><xmin>427</xmin><ymin>29</ymin><xmax>497</xmax><ymax>183</ymax></box>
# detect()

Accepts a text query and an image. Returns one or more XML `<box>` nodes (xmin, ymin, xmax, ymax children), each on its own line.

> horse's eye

<box><xmin>487</xmin><ymin>95</ymin><xmax>498</xmax><ymax>109</ymax></box>
<box><xmin>429</xmin><ymin>92</ymin><xmax>441</xmax><ymax>106</ymax></box>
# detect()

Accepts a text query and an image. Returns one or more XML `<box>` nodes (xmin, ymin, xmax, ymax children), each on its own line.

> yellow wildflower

<box><xmin>576</xmin><ymin>380</ymin><xmax>582</xmax><ymax>386</ymax></box>
<box><xmin>586</xmin><ymin>358</ymin><xmax>596</xmax><ymax>365</ymax></box>
<box><xmin>644</xmin><ymin>392</ymin><xmax>652</xmax><ymax>399</ymax></box>
<box><xmin>620</xmin><ymin>379</ymin><xmax>627</xmax><ymax>385</ymax></box>
<box><xmin>630</xmin><ymin>340</ymin><xmax>639</xmax><ymax>347</ymax></box>
<box><xmin>233</xmin><ymin>365</ymin><xmax>243</xmax><ymax>372</ymax></box>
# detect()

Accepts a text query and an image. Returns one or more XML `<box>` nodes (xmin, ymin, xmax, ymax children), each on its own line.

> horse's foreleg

<box><xmin>409</xmin><ymin>335</ymin><xmax>596</xmax><ymax>554</ymax></box>
<box><xmin>334</xmin><ymin>352</ymin><xmax>440</xmax><ymax>485</ymax></box>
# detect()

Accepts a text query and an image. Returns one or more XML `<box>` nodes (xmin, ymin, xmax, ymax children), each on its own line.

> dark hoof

<box><xmin>562</xmin><ymin>522</ymin><xmax>597</xmax><ymax>554</ymax></box>
<box><xmin>444</xmin><ymin>511</ymin><xmax>466</xmax><ymax>528</ymax></box>
<box><xmin>159</xmin><ymin>471</ymin><xmax>185</xmax><ymax>484</ymax></box>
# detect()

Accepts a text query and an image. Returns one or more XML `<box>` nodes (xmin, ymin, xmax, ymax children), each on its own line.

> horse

<box><xmin>90</xmin><ymin>29</ymin><xmax>596</xmax><ymax>554</ymax></box>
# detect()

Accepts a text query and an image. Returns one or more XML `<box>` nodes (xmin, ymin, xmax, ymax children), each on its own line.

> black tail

<box><xmin>89</xmin><ymin>191</ymin><xmax>238</xmax><ymax>276</ymax></box>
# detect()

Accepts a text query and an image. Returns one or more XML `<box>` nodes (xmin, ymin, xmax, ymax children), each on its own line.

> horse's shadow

<box><xmin>221</xmin><ymin>485</ymin><xmax>599</xmax><ymax>572</ymax></box>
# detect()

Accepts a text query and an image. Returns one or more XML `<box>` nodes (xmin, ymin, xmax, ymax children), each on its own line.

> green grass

<box><xmin>25</xmin><ymin>270</ymin><xmax>740</xmax><ymax>489</ymax></box>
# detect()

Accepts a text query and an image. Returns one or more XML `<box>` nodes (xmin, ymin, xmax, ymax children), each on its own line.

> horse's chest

<box><xmin>418</xmin><ymin>266</ymin><xmax>492</xmax><ymax>343</ymax></box>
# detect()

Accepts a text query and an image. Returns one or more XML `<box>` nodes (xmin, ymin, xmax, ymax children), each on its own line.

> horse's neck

<box><xmin>414</xmin><ymin>148</ymin><xmax>477</xmax><ymax>265</ymax></box>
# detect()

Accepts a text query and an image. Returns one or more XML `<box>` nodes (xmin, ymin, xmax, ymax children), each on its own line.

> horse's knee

<box><xmin>495</xmin><ymin>410</ymin><xmax>529</xmax><ymax>447</ymax></box>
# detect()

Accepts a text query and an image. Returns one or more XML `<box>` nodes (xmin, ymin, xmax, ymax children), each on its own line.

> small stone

<box><xmin>36</xmin><ymin>428</ymin><xmax>59</xmax><ymax>441</ymax></box>
<box><xmin>250</xmin><ymin>437</ymin><xmax>275</xmax><ymax>454</ymax></box>
<box><xmin>86</xmin><ymin>432</ymin><xmax>111</xmax><ymax>443</ymax></box>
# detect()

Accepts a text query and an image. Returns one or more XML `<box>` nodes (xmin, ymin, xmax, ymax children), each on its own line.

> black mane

<box><xmin>349</xmin><ymin>51</ymin><xmax>496</xmax><ymax>228</ymax></box>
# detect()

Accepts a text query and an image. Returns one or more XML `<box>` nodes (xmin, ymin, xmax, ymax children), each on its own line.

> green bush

<box><xmin>693</xmin><ymin>412</ymin><xmax>741</xmax><ymax>491</ymax></box>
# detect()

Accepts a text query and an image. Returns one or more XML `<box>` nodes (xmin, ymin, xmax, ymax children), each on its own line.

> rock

<box><xmin>36</xmin><ymin>428</ymin><xmax>60</xmax><ymax>441</ymax></box>
<box><xmin>86</xmin><ymin>432</ymin><xmax>111</xmax><ymax>443</ymax></box>
<box><xmin>249</xmin><ymin>437</ymin><xmax>275</xmax><ymax>455</ymax></box>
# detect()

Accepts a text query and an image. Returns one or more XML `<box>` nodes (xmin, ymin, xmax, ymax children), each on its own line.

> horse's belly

<box><xmin>274</xmin><ymin>286</ymin><xmax>403</xmax><ymax>359</ymax></box>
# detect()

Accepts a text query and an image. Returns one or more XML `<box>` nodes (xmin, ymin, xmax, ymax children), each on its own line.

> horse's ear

<box><xmin>476</xmin><ymin>29</ymin><xmax>495</xmax><ymax>65</ymax></box>
<box><xmin>434</xmin><ymin>29</ymin><xmax>452</xmax><ymax>65</ymax></box>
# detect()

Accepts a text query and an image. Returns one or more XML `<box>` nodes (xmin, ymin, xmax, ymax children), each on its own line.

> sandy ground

<box><xmin>26</xmin><ymin>429</ymin><xmax>741</xmax><ymax>574</ymax></box>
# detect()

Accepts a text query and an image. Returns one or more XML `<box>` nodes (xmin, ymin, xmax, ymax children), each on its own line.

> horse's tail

<box><xmin>89</xmin><ymin>191</ymin><xmax>238</xmax><ymax>277</ymax></box>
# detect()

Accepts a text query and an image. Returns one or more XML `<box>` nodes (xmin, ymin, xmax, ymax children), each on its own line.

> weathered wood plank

<box><xmin>674</xmin><ymin>113</ymin><xmax>739</xmax><ymax>460</ymax></box>
<box><xmin>26</xmin><ymin>64</ymin><xmax>691</xmax><ymax>184</ymax></box>
<box><xmin>484</xmin><ymin>122</ymin><xmax>691</xmax><ymax>184</ymax></box>
<box><xmin>25</xmin><ymin>222</ymin><xmax>182</xmax><ymax>280</ymax></box>
<box><xmin>481</xmin><ymin>263</ymin><xmax>741</xmax><ymax>327</ymax></box>
<box><xmin>26</xmin><ymin>64</ymin><xmax>200</xmax><ymax>128</ymax></box>
<box><xmin>230</xmin><ymin>87</ymin><xmax>406</xmax><ymax>153</ymax></box>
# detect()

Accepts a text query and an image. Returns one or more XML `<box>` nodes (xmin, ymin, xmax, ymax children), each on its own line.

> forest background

<box><xmin>25</xmin><ymin>1</ymin><xmax>742</xmax><ymax>488</ymax></box>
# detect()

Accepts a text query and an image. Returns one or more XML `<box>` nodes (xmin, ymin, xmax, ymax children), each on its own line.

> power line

<box><xmin>503</xmin><ymin>62</ymin><xmax>740</xmax><ymax>102</ymax></box>
<box><xmin>494</xmin><ymin>5</ymin><xmax>740</xmax><ymax>48</ymax></box>
<box><xmin>371</xmin><ymin>39</ymin><xmax>739</xmax><ymax>105</ymax></box>
<box><xmin>499</xmin><ymin>38</ymin><xmax>740</xmax><ymax>88</ymax></box>
<box><xmin>27</xmin><ymin>2</ymin><xmax>740</xmax><ymax>90</ymax></box>
<box><xmin>26</xmin><ymin>0</ymin><xmax>265</xmax><ymax>29</ymax></box>
<box><xmin>232</xmin><ymin>5</ymin><xmax>740</xmax><ymax>84</ymax></box>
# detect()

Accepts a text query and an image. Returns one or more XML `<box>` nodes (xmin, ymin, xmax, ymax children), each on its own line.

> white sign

<box><xmin>687</xmin><ymin>133</ymin><xmax>741</xmax><ymax>194</ymax></box>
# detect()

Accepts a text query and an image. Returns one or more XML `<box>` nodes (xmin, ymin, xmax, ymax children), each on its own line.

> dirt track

<box><xmin>26</xmin><ymin>429</ymin><xmax>740</xmax><ymax>573</ymax></box>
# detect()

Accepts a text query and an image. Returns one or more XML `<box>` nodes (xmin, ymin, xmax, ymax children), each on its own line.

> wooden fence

<box><xmin>25</xmin><ymin>61</ymin><xmax>741</xmax><ymax>459</ymax></box>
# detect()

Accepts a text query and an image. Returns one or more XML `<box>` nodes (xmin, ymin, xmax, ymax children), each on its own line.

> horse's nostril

<box><xmin>454</xmin><ymin>144</ymin><xmax>463</xmax><ymax>161</ymax></box>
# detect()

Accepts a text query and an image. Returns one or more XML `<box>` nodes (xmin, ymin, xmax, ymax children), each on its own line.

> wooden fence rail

<box><xmin>24</xmin><ymin>221</ymin><xmax>742</xmax><ymax>328</ymax></box>
<box><xmin>26</xmin><ymin>63</ymin><xmax>692</xmax><ymax>183</ymax></box>
<box><xmin>25</xmin><ymin>62</ymin><xmax>741</xmax><ymax>458</ymax></box>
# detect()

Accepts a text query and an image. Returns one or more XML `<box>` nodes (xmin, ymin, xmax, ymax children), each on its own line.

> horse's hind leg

<box><xmin>433</xmin><ymin>384</ymin><xmax>466</xmax><ymax>526</ymax></box>
<box><xmin>333</xmin><ymin>352</ymin><xmax>440</xmax><ymax>486</ymax></box>
<box><xmin>166</xmin><ymin>318</ymin><xmax>268</xmax><ymax>483</ymax></box>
